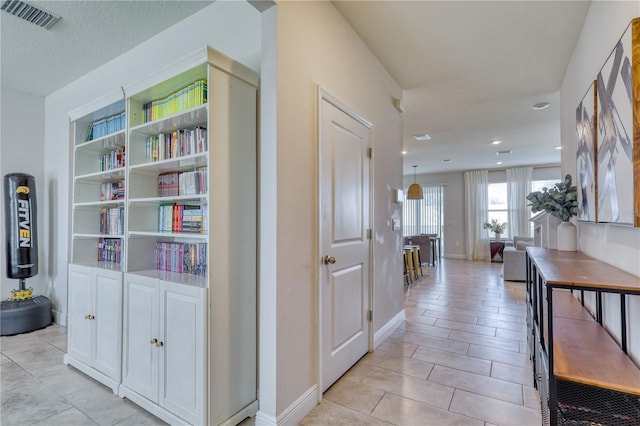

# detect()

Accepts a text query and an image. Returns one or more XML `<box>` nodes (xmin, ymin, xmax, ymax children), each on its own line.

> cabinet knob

<box><xmin>150</xmin><ymin>338</ymin><xmax>157</xmax><ymax>344</ymax></box>
<box><xmin>156</xmin><ymin>341</ymin><xmax>164</xmax><ymax>347</ymax></box>
<box><xmin>85</xmin><ymin>314</ymin><xmax>95</xmax><ymax>320</ymax></box>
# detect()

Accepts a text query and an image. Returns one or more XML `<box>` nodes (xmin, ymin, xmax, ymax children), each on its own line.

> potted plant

<box><xmin>526</xmin><ymin>174</ymin><xmax>579</xmax><ymax>251</ymax></box>
<box><xmin>482</xmin><ymin>218</ymin><xmax>507</xmax><ymax>241</ymax></box>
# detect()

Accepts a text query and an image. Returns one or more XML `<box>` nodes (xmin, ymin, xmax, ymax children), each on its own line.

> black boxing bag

<box><xmin>4</xmin><ymin>173</ymin><xmax>38</xmax><ymax>279</ymax></box>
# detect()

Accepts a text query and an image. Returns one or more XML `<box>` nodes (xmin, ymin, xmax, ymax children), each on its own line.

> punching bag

<box><xmin>4</xmin><ymin>173</ymin><xmax>38</xmax><ymax>279</ymax></box>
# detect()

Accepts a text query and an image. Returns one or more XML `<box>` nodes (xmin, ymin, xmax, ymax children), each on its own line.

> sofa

<box><xmin>502</xmin><ymin>236</ymin><xmax>535</xmax><ymax>281</ymax></box>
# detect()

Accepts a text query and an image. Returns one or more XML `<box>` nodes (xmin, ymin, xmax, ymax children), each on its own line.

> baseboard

<box><xmin>443</xmin><ymin>253</ymin><xmax>466</xmax><ymax>259</ymax></box>
<box><xmin>255</xmin><ymin>384</ymin><xmax>319</xmax><ymax>426</ymax></box>
<box><xmin>52</xmin><ymin>309</ymin><xmax>67</xmax><ymax>326</ymax></box>
<box><xmin>373</xmin><ymin>309</ymin><xmax>405</xmax><ymax>349</ymax></box>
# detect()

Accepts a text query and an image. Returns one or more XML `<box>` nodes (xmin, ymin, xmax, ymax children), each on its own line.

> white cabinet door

<box><xmin>93</xmin><ymin>269</ymin><xmax>123</xmax><ymax>381</ymax></box>
<box><xmin>67</xmin><ymin>264</ymin><xmax>94</xmax><ymax>365</ymax></box>
<box><xmin>160</xmin><ymin>281</ymin><xmax>206</xmax><ymax>425</ymax></box>
<box><xmin>122</xmin><ymin>274</ymin><xmax>159</xmax><ymax>402</ymax></box>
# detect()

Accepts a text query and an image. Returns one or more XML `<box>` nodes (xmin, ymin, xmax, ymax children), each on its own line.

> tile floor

<box><xmin>1</xmin><ymin>258</ymin><xmax>541</xmax><ymax>425</ymax></box>
<box><xmin>301</xmin><ymin>259</ymin><xmax>542</xmax><ymax>425</ymax></box>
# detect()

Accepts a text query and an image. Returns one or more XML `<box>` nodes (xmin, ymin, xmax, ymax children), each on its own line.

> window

<box><xmin>487</xmin><ymin>182</ymin><xmax>509</xmax><ymax>239</ymax></box>
<box><xmin>403</xmin><ymin>185</ymin><xmax>444</xmax><ymax>244</ymax></box>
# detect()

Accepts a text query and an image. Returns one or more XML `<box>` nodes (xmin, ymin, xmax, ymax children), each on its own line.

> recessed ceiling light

<box><xmin>441</xmin><ymin>159</ymin><xmax>452</xmax><ymax>163</ymax></box>
<box><xmin>496</xmin><ymin>161</ymin><xmax>503</xmax><ymax>165</ymax></box>
<box><xmin>532</xmin><ymin>102</ymin><xmax>550</xmax><ymax>110</ymax></box>
<box><xmin>496</xmin><ymin>150</ymin><xmax>512</xmax><ymax>155</ymax></box>
<box><xmin>413</xmin><ymin>134</ymin><xmax>431</xmax><ymax>141</ymax></box>
<box><xmin>555</xmin><ymin>146</ymin><xmax>562</xmax><ymax>150</ymax></box>
<box><xmin>492</xmin><ymin>140</ymin><xmax>502</xmax><ymax>145</ymax></box>
<box><xmin>402</xmin><ymin>150</ymin><xmax>408</xmax><ymax>155</ymax></box>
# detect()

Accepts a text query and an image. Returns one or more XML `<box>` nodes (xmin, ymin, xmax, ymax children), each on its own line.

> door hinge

<box><xmin>367</xmin><ymin>310</ymin><xmax>373</xmax><ymax>322</ymax></box>
<box><xmin>367</xmin><ymin>229</ymin><xmax>372</xmax><ymax>240</ymax></box>
<box><xmin>367</xmin><ymin>147</ymin><xmax>372</xmax><ymax>159</ymax></box>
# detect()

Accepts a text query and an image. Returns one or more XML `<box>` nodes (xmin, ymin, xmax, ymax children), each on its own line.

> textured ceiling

<box><xmin>1</xmin><ymin>1</ymin><xmax>591</xmax><ymax>175</ymax></box>
<box><xmin>334</xmin><ymin>1</ymin><xmax>591</xmax><ymax>175</ymax></box>
<box><xmin>1</xmin><ymin>1</ymin><xmax>214</xmax><ymax>97</ymax></box>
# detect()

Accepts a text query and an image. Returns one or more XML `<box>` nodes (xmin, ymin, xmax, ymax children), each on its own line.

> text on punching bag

<box><xmin>18</xmin><ymin>199</ymin><xmax>31</xmax><ymax>248</ymax></box>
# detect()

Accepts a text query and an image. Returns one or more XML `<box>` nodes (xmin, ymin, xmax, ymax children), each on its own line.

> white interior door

<box><xmin>319</xmin><ymin>90</ymin><xmax>371</xmax><ymax>393</ymax></box>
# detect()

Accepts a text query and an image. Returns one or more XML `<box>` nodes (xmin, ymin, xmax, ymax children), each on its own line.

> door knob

<box><xmin>156</xmin><ymin>341</ymin><xmax>164</xmax><ymax>347</ymax></box>
<box><xmin>323</xmin><ymin>255</ymin><xmax>336</xmax><ymax>265</ymax></box>
<box><xmin>150</xmin><ymin>338</ymin><xmax>157</xmax><ymax>344</ymax></box>
<box><xmin>85</xmin><ymin>314</ymin><xmax>95</xmax><ymax>320</ymax></box>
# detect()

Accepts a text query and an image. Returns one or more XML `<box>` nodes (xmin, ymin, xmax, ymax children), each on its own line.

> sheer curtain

<box><xmin>507</xmin><ymin>167</ymin><xmax>533</xmax><ymax>238</ymax></box>
<box><xmin>464</xmin><ymin>170</ymin><xmax>490</xmax><ymax>261</ymax></box>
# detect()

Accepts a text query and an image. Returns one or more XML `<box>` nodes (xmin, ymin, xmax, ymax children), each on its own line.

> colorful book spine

<box><xmin>155</xmin><ymin>241</ymin><xmax>207</xmax><ymax>276</ymax></box>
<box><xmin>98</xmin><ymin>238</ymin><xmax>121</xmax><ymax>264</ymax></box>
<box><xmin>142</xmin><ymin>79</ymin><xmax>208</xmax><ymax>123</ymax></box>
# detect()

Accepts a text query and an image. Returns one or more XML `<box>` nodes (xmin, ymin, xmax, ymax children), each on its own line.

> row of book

<box><xmin>100</xmin><ymin>181</ymin><xmax>125</xmax><ymax>201</ymax></box>
<box><xmin>145</xmin><ymin>127</ymin><xmax>207</xmax><ymax>162</ymax></box>
<box><xmin>142</xmin><ymin>80</ymin><xmax>207</xmax><ymax>123</ymax></box>
<box><xmin>98</xmin><ymin>238</ymin><xmax>122</xmax><ymax>264</ymax></box>
<box><xmin>99</xmin><ymin>146</ymin><xmax>126</xmax><ymax>171</ymax></box>
<box><xmin>86</xmin><ymin>111</ymin><xmax>126</xmax><ymax>142</ymax></box>
<box><xmin>156</xmin><ymin>242</ymin><xmax>207</xmax><ymax>276</ymax></box>
<box><xmin>99</xmin><ymin>207</ymin><xmax>124</xmax><ymax>235</ymax></box>
<box><xmin>158</xmin><ymin>168</ymin><xmax>207</xmax><ymax>197</ymax></box>
<box><xmin>158</xmin><ymin>204</ymin><xmax>207</xmax><ymax>233</ymax></box>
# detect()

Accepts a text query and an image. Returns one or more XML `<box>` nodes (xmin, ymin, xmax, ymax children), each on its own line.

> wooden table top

<box><xmin>526</xmin><ymin>247</ymin><xmax>640</xmax><ymax>293</ymax></box>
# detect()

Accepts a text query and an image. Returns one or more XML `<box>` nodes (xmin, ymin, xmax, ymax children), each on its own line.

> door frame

<box><xmin>316</xmin><ymin>86</ymin><xmax>374</xmax><ymax>398</ymax></box>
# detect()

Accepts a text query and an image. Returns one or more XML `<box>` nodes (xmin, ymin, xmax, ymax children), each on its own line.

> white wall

<box><xmin>43</xmin><ymin>1</ymin><xmax>261</xmax><ymax>324</ymax></box>
<box><xmin>270</xmin><ymin>0</ymin><xmax>403</xmax><ymax>418</ymax></box>
<box><xmin>407</xmin><ymin>166</ymin><xmax>561</xmax><ymax>259</ymax></box>
<box><xmin>405</xmin><ymin>171</ymin><xmax>466</xmax><ymax>258</ymax></box>
<box><xmin>559</xmin><ymin>1</ymin><xmax>640</xmax><ymax>363</ymax></box>
<box><xmin>0</xmin><ymin>87</ymin><xmax>46</xmax><ymax>299</ymax></box>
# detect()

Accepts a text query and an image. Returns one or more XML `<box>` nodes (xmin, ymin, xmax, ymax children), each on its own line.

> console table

<box><xmin>525</xmin><ymin>247</ymin><xmax>640</xmax><ymax>425</ymax></box>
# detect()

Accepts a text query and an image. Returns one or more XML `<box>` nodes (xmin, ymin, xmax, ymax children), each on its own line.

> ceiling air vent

<box><xmin>496</xmin><ymin>150</ymin><xmax>512</xmax><ymax>155</ymax></box>
<box><xmin>1</xmin><ymin>0</ymin><xmax>60</xmax><ymax>30</ymax></box>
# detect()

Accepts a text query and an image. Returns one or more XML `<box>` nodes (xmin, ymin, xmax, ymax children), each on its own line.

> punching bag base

<box><xmin>0</xmin><ymin>296</ymin><xmax>52</xmax><ymax>336</ymax></box>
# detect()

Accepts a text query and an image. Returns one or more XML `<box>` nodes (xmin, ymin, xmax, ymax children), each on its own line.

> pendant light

<box><xmin>407</xmin><ymin>165</ymin><xmax>423</xmax><ymax>200</ymax></box>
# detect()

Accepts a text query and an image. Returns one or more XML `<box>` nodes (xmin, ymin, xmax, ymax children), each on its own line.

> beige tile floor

<box><xmin>1</xmin><ymin>258</ymin><xmax>541</xmax><ymax>425</ymax></box>
<box><xmin>300</xmin><ymin>258</ymin><xmax>541</xmax><ymax>426</ymax></box>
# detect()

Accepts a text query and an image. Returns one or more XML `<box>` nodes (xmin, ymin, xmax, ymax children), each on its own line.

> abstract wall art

<box><xmin>596</xmin><ymin>18</ymin><xmax>639</xmax><ymax>227</ymax></box>
<box><xmin>576</xmin><ymin>81</ymin><xmax>597</xmax><ymax>222</ymax></box>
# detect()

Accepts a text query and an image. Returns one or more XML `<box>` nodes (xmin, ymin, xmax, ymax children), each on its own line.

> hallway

<box><xmin>301</xmin><ymin>258</ymin><xmax>542</xmax><ymax>425</ymax></box>
<box><xmin>0</xmin><ymin>258</ymin><xmax>542</xmax><ymax>425</ymax></box>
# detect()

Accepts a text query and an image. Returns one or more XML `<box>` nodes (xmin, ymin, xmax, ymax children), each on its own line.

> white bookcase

<box><xmin>65</xmin><ymin>46</ymin><xmax>258</xmax><ymax>426</ymax></box>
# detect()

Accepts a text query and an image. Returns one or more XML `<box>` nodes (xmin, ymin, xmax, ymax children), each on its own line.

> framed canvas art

<box><xmin>576</xmin><ymin>81</ymin><xmax>597</xmax><ymax>222</ymax></box>
<box><xmin>596</xmin><ymin>18</ymin><xmax>639</xmax><ymax>226</ymax></box>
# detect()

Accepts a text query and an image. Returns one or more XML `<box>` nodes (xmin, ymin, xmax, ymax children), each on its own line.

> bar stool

<box><xmin>412</xmin><ymin>246</ymin><xmax>422</xmax><ymax>279</ymax></box>
<box><xmin>404</xmin><ymin>248</ymin><xmax>415</xmax><ymax>285</ymax></box>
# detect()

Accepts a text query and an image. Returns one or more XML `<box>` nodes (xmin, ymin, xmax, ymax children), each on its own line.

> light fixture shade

<box><xmin>407</xmin><ymin>183</ymin><xmax>423</xmax><ymax>199</ymax></box>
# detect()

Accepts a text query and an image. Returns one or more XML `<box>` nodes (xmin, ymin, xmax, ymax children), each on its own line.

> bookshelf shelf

<box><xmin>129</xmin><ymin>152</ymin><xmax>208</xmax><ymax>172</ymax></box>
<box><xmin>129</xmin><ymin>104</ymin><xmax>208</xmax><ymax>136</ymax></box>
<box><xmin>67</xmin><ymin>46</ymin><xmax>258</xmax><ymax>426</ymax></box>
<box><xmin>128</xmin><ymin>231</ymin><xmax>207</xmax><ymax>240</ymax></box>
<box><xmin>73</xmin><ymin>233</ymin><xmax>124</xmax><ymax>239</ymax></box>
<box><xmin>125</xmin><ymin>269</ymin><xmax>208</xmax><ymax>288</ymax></box>
<box><xmin>75</xmin><ymin>168</ymin><xmax>126</xmax><ymax>182</ymax></box>
<box><xmin>128</xmin><ymin>194</ymin><xmax>207</xmax><ymax>206</ymax></box>
<box><xmin>75</xmin><ymin>130</ymin><xmax>126</xmax><ymax>151</ymax></box>
<box><xmin>75</xmin><ymin>200</ymin><xmax>125</xmax><ymax>208</ymax></box>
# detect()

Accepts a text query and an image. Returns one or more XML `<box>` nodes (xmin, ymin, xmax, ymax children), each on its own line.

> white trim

<box><xmin>119</xmin><ymin>385</ymin><xmax>185</xmax><ymax>425</ymax></box>
<box><xmin>444</xmin><ymin>254</ymin><xmax>466</xmax><ymax>260</ymax></box>
<box><xmin>63</xmin><ymin>354</ymin><xmax>119</xmax><ymax>394</ymax></box>
<box><xmin>278</xmin><ymin>385</ymin><xmax>319</xmax><ymax>426</ymax></box>
<box><xmin>220</xmin><ymin>400</ymin><xmax>259</xmax><ymax>426</ymax></box>
<box><xmin>255</xmin><ymin>411</ymin><xmax>277</xmax><ymax>426</ymax></box>
<box><xmin>317</xmin><ymin>86</ymin><xmax>374</xmax><ymax>396</ymax></box>
<box><xmin>373</xmin><ymin>309</ymin><xmax>406</xmax><ymax>349</ymax></box>
<box><xmin>53</xmin><ymin>310</ymin><xmax>67</xmax><ymax>326</ymax></box>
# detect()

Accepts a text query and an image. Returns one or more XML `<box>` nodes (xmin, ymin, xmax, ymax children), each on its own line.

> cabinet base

<box><xmin>62</xmin><ymin>354</ymin><xmax>120</xmax><ymax>394</ymax></box>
